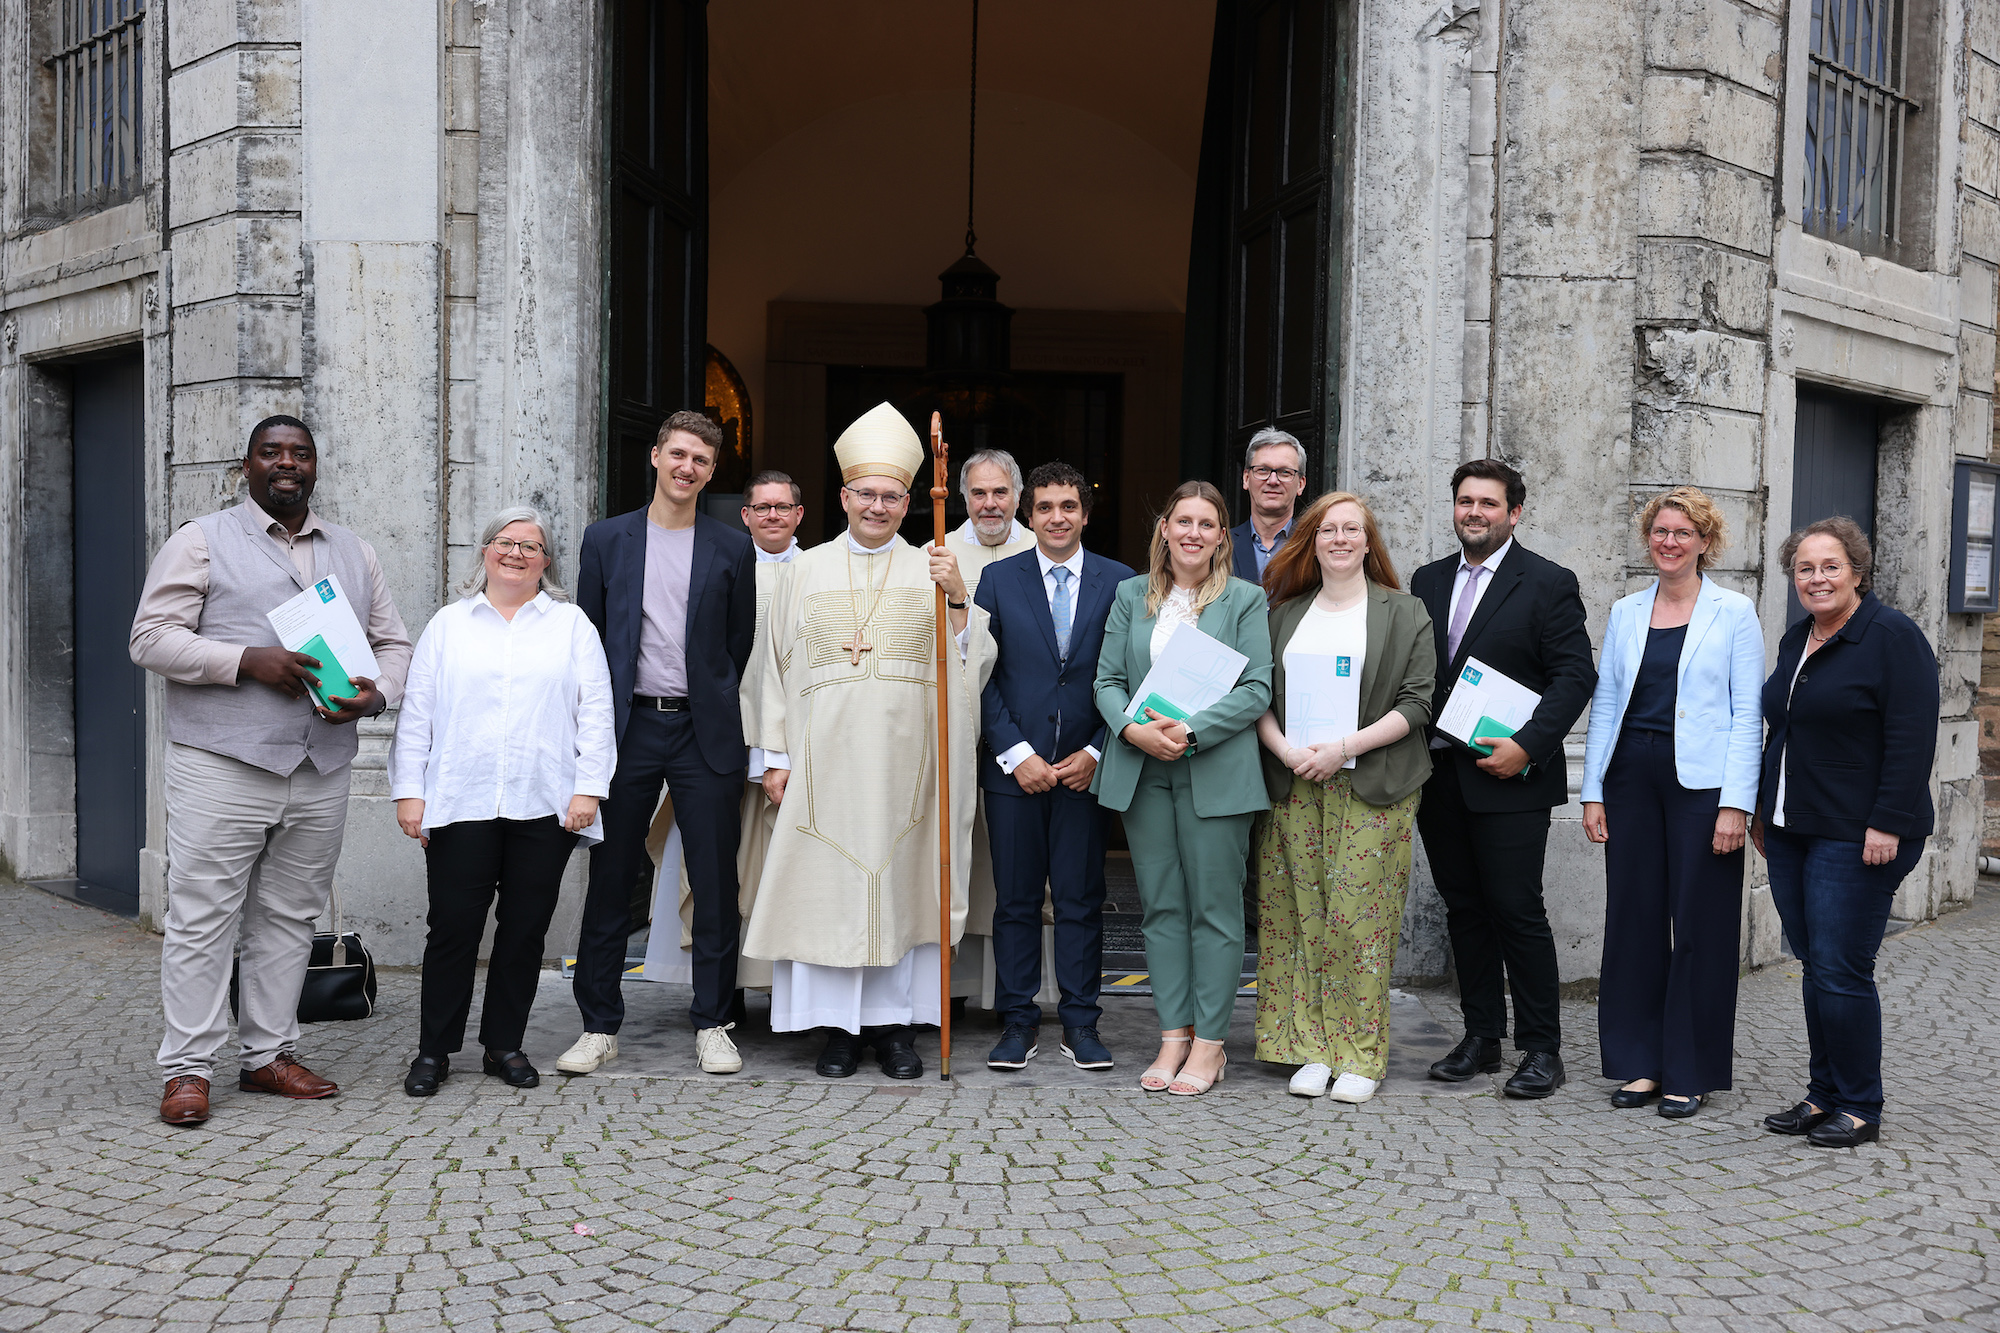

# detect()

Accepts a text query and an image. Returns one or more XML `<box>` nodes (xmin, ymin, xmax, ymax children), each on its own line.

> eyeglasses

<box><xmin>487</xmin><ymin>538</ymin><xmax>546</xmax><ymax>557</ymax></box>
<box><xmin>845</xmin><ymin>487</ymin><xmax>908</xmax><ymax>510</ymax></box>
<box><xmin>747</xmin><ymin>503</ymin><xmax>801</xmax><ymax>516</ymax></box>
<box><xmin>1650</xmin><ymin>527</ymin><xmax>1699</xmax><ymax>543</ymax></box>
<box><xmin>1248</xmin><ymin>465</ymin><xmax>1302</xmax><ymax>482</ymax></box>
<box><xmin>1794</xmin><ymin>561</ymin><xmax>1848</xmax><ymax>581</ymax></box>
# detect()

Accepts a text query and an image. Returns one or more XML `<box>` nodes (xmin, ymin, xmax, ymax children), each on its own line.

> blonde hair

<box><xmin>1638</xmin><ymin>486</ymin><xmax>1729</xmax><ymax>573</ymax></box>
<box><xmin>1145</xmin><ymin>481</ymin><xmax>1235</xmax><ymax>618</ymax></box>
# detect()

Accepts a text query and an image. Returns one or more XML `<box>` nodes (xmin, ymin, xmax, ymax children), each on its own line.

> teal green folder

<box><xmin>299</xmin><ymin>634</ymin><xmax>356</xmax><ymax>711</ymax></box>
<box><xmin>1133</xmin><ymin>692</ymin><xmax>1191</xmax><ymax>722</ymax></box>
<box><xmin>1465</xmin><ymin>715</ymin><xmax>1516</xmax><ymax>757</ymax></box>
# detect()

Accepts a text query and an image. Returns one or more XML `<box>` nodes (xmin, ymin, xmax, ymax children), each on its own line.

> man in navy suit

<box><xmin>1228</xmin><ymin>427</ymin><xmax>1309</xmax><ymax>585</ymax></box>
<box><xmin>974</xmin><ymin>462</ymin><xmax>1137</xmax><ymax>1072</ymax></box>
<box><xmin>560</xmin><ymin>411</ymin><xmax>757</xmax><ymax>1078</ymax></box>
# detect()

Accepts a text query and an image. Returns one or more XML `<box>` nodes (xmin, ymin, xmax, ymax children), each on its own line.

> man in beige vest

<box><xmin>130</xmin><ymin>415</ymin><xmax>413</xmax><ymax>1125</ymax></box>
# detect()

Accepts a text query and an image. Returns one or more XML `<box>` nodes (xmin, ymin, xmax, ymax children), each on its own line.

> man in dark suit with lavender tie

<box><xmin>1409</xmin><ymin>459</ymin><xmax>1597</xmax><ymax>1099</ymax></box>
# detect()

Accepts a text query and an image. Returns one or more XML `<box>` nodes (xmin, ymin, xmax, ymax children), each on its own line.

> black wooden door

<box><xmin>604</xmin><ymin>0</ymin><xmax>706</xmax><ymax>519</ymax></box>
<box><xmin>72</xmin><ymin>351</ymin><xmax>146</xmax><ymax>906</ymax></box>
<box><xmin>1789</xmin><ymin>384</ymin><xmax>1880</xmax><ymax>622</ymax></box>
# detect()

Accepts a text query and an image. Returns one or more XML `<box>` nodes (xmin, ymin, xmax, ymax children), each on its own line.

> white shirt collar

<box><xmin>845</xmin><ymin>530</ymin><xmax>899</xmax><ymax>555</ymax></box>
<box><xmin>1035</xmin><ymin>546</ymin><xmax>1086</xmax><ymax>581</ymax></box>
<box><xmin>472</xmin><ymin>589</ymin><xmax>551</xmax><ymax>618</ymax></box>
<box><xmin>955</xmin><ymin>517</ymin><xmax>1031</xmax><ymax>548</ymax></box>
<box><xmin>1458</xmin><ymin>535</ymin><xmax>1514</xmax><ymax>576</ymax></box>
<box><xmin>755</xmin><ymin>538</ymin><xmax>800</xmax><ymax>563</ymax></box>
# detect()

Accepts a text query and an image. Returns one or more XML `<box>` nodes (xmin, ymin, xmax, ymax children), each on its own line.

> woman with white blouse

<box><xmin>390</xmin><ymin>507</ymin><xmax>615</xmax><ymax>1096</ymax></box>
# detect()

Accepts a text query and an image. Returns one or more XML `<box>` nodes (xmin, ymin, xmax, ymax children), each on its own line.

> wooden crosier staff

<box><xmin>929</xmin><ymin>412</ymin><xmax>954</xmax><ymax>1081</ymax></box>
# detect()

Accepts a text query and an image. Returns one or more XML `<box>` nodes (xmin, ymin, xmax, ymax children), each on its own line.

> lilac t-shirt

<box><xmin>634</xmin><ymin>521</ymin><xmax>694</xmax><ymax>697</ymax></box>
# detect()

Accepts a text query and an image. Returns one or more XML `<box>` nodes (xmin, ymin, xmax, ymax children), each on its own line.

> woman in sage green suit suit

<box><xmin>1093</xmin><ymin>480</ymin><xmax>1273</xmax><ymax>1096</ymax></box>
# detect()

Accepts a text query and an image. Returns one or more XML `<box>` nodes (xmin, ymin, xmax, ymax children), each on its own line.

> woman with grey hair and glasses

<box><xmin>389</xmin><ymin>507</ymin><xmax>616</xmax><ymax>1096</ymax></box>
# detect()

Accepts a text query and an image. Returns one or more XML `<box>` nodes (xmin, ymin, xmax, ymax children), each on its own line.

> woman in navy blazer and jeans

<box><xmin>1581</xmin><ymin>488</ymin><xmax>1763</xmax><ymax>1119</ymax></box>
<box><xmin>1752</xmin><ymin>516</ymin><xmax>1937</xmax><ymax>1149</ymax></box>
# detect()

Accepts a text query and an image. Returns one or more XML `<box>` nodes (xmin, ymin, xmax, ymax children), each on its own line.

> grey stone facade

<box><xmin>0</xmin><ymin>0</ymin><xmax>1990</xmax><ymax>975</ymax></box>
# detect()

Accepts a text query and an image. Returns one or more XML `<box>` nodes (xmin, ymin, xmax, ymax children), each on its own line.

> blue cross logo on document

<box><xmin>1461</xmin><ymin>666</ymin><xmax>1482</xmax><ymax>686</ymax></box>
<box><xmin>1335</xmin><ymin>656</ymin><xmax>1352</xmax><ymax>677</ymax></box>
<box><xmin>315</xmin><ymin>580</ymin><xmax>336</xmax><ymax>603</ymax></box>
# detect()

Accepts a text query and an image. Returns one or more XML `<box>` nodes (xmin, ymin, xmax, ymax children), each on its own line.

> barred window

<box><xmin>1802</xmin><ymin>0</ymin><xmax>1928</xmax><ymax>263</ymax></box>
<box><xmin>45</xmin><ymin>0</ymin><xmax>147</xmax><ymax>208</ymax></box>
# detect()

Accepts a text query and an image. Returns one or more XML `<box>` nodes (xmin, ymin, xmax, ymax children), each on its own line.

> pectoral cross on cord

<box><xmin>841</xmin><ymin>626</ymin><xmax>873</xmax><ymax>667</ymax></box>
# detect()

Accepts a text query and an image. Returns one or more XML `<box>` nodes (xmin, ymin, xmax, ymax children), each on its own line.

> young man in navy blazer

<box><xmin>562</xmin><ymin>411</ymin><xmax>757</xmax><ymax>1078</ymax></box>
<box><xmin>974</xmin><ymin>463</ymin><xmax>1137</xmax><ymax>1071</ymax></box>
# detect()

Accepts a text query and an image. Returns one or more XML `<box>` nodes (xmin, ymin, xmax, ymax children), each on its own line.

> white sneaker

<box><xmin>695</xmin><ymin>1024</ymin><xmax>742</xmax><ymax>1074</ymax></box>
<box><xmin>1289</xmin><ymin>1062</ymin><xmax>1333</xmax><ymax>1097</ymax></box>
<box><xmin>555</xmin><ymin>1033</ymin><xmax>617</xmax><ymax>1075</ymax></box>
<box><xmin>1328</xmin><ymin>1072</ymin><xmax>1379</xmax><ymax>1103</ymax></box>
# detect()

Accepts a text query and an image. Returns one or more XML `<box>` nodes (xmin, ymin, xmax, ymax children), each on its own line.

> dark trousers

<box><xmin>1763</xmin><ymin>825</ymin><xmax>1924</xmax><ymax>1124</ymax></box>
<box><xmin>1416</xmin><ymin>765</ymin><xmax>1562</xmax><ymax>1051</ymax></box>
<box><xmin>419</xmin><ymin>816</ymin><xmax>580</xmax><ymax>1057</ymax></box>
<box><xmin>1595</xmin><ymin>730</ymin><xmax>1743</xmax><ymax>1094</ymax></box>
<box><xmin>575</xmin><ymin>706</ymin><xmax>746</xmax><ymax>1033</ymax></box>
<box><xmin>987</xmin><ymin>784</ymin><xmax>1107</xmax><ymax>1030</ymax></box>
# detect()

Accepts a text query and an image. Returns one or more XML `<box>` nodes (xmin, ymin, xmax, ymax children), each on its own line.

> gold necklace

<box><xmin>1808</xmin><ymin>602</ymin><xmax>1857</xmax><ymax>644</ymax></box>
<box><xmin>841</xmin><ymin>541</ymin><xmax>895</xmax><ymax>667</ymax></box>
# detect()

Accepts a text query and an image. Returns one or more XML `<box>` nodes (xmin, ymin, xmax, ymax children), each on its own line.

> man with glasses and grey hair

<box><xmin>945</xmin><ymin>447</ymin><xmax>1035</xmax><ymax>598</ymax></box>
<box><xmin>1231</xmin><ymin>428</ymin><xmax>1310</xmax><ymax>585</ymax></box>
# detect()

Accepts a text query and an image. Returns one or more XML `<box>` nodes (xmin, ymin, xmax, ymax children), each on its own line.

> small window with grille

<box><xmin>44</xmin><ymin>0</ymin><xmax>147</xmax><ymax>210</ymax></box>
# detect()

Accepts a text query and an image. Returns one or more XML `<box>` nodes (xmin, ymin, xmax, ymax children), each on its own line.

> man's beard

<box><xmin>1456</xmin><ymin>520</ymin><xmax>1509</xmax><ymax>558</ymax></box>
<box><xmin>971</xmin><ymin>514</ymin><xmax>1013</xmax><ymax>543</ymax></box>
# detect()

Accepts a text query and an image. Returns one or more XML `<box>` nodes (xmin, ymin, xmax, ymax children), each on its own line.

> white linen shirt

<box><xmin>389</xmin><ymin>591</ymin><xmax>616</xmax><ymax>842</ymax></box>
<box><xmin>994</xmin><ymin>546</ymin><xmax>1102</xmax><ymax>774</ymax></box>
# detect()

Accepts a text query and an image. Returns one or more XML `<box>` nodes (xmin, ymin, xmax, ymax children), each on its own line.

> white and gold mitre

<box><xmin>833</xmin><ymin>402</ymin><xmax>924</xmax><ymax>488</ymax></box>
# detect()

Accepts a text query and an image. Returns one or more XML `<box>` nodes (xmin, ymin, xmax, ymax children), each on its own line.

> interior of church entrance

<box><xmin>603</xmin><ymin>0</ymin><xmax>1340</xmax><ymax>574</ymax></box>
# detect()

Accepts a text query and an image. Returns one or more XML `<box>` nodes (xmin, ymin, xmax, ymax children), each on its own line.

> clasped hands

<box><xmin>1121</xmin><ymin>708</ymin><xmax>1190</xmax><ymax>762</ymax></box>
<box><xmin>1012</xmin><ymin>750</ymin><xmax>1098</xmax><ymax>794</ymax></box>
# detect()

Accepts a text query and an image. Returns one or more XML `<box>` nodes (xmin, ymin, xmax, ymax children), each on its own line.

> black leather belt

<box><xmin>633</xmin><ymin>695</ymin><xmax>691</xmax><ymax>712</ymax></box>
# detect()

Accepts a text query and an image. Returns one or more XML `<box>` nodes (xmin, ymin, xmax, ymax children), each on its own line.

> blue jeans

<box><xmin>1762</xmin><ymin>826</ymin><xmax>1924</xmax><ymax>1124</ymax></box>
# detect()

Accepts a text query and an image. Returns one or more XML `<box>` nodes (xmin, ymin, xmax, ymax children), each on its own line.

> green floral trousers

<box><xmin>1253</xmin><ymin>771</ymin><xmax>1420</xmax><ymax>1079</ymax></box>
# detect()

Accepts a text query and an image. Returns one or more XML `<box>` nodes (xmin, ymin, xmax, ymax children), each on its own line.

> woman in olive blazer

<box><xmin>1093</xmin><ymin>481</ymin><xmax>1273</xmax><ymax>1097</ymax></box>
<box><xmin>1250</xmin><ymin>492</ymin><xmax>1434</xmax><ymax>1103</ymax></box>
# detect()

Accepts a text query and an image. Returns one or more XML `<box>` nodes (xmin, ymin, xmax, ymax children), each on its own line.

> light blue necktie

<box><xmin>1051</xmin><ymin>566</ymin><xmax>1073</xmax><ymax>660</ymax></box>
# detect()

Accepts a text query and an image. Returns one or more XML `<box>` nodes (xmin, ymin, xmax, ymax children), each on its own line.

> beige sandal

<box><xmin>1139</xmin><ymin>1033</ymin><xmax>1193</xmax><ymax>1091</ymax></box>
<box><xmin>1168</xmin><ymin>1038</ymin><xmax>1227</xmax><ymax>1096</ymax></box>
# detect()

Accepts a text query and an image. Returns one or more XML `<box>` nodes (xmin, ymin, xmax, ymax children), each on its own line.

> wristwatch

<box><xmin>1183</xmin><ymin>727</ymin><xmax>1198</xmax><ymax>752</ymax></box>
<box><xmin>947</xmin><ymin>597</ymin><xmax>968</xmax><ymax>610</ymax></box>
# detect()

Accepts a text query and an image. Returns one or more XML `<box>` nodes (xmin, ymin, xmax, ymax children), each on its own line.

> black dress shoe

<box><xmin>1763</xmin><ymin>1100</ymin><xmax>1834</xmax><ymax>1135</ymax></box>
<box><xmin>482</xmin><ymin>1049</ymin><xmax>539</xmax><ymax>1088</ymax></box>
<box><xmin>1610</xmin><ymin>1083</ymin><xmax>1661</xmax><ymax>1109</ymax></box>
<box><xmin>1503</xmin><ymin>1051</ymin><xmax>1566</xmax><ymax>1099</ymax></box>
<box><xmin>873</xmin><ymin>1027</ymin><xmax>924</xmax><ymax>1079</ymax></box>
<box><xmin>404</xmin><ymin>1054</ymin><xmax>449</xmax><ymax>1097</ymax></box>
<box><xmin>1807</xmin><ymin>1115</ymin><xmax>1879</xmax><ymax>1148</ymax></box>
<box><xmin>817</xmin><ymin>1029</ymin><xmax>862</xmax><ymax>1077</ymax></box>
<box><xmin>1428</xmin><ymin>1035</ymin><xmax>1503</xmax><ymax>1082</ymax></box>
<box><xmin>1657</xmin><ymin>1093</ymin><xmax>1704</xmax><ymax>1119</ymax></box>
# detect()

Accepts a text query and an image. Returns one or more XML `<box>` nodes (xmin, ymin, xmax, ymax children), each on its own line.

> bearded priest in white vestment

<box><xmin>743</xmin><ymin>403</ymin><xmax>996</xmax><ymax>1079</ymax></box>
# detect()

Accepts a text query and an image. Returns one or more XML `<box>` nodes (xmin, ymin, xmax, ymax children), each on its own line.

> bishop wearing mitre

<box><xmin>744</xmin><ymin>403</ymin><xmax>996</xmax><ymax>1079</ymax></box>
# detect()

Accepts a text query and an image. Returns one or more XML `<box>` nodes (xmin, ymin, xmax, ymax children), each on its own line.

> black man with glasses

<box><xmin>561</xmin><ymin>410</ymin><xmax>758</xmax><ymax>1079</ymax></box>
<box><xmin>1231</xmin><ymin>428</ymin><xmax>1310</xmax><ymax>589</ymax></box>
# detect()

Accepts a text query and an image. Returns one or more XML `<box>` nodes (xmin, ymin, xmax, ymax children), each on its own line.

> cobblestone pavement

<box><xmin>1</xmin><ymin>882</ymin><xmax>1994</xmax><ymax>1332</ymax></box>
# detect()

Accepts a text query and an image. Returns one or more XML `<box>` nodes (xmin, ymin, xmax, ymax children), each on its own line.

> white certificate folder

<box><xmin>265</xmin><ymin>573</ymin><xmax>381</xmax><ymax>679</ymax></box>
<box><xmin>1435</xmin><ymin>656</ymin><xmax>1541</xmax><ymax>755</ymax></box>
<box><xmin>1123</xmin><ymin>623</ymin><xmax>1249</xmax><ymax>723</ymax></box>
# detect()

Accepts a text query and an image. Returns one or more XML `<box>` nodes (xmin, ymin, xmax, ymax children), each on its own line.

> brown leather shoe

<box><xmin>238</xmin><ymin>1052</ymin><xmax>338</xmax><ymax>1100</ymax></box>
<box><xmin>160</xmin><ymin>1075</ymin><xmax>211</xmax><ymax>1125</ymax></box>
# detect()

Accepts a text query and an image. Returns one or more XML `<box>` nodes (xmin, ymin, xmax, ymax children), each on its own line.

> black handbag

<box><xmin>231</xmin><ymin>889</ymin><xmax>378</xmax><ymax>1023</ymax></box>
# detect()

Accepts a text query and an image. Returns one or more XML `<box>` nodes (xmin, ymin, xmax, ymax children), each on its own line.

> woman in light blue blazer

<box><xmin>1580</xmin><ymin>487</ymin><xmax>1762</xmax><ymax>1119</ymax></box>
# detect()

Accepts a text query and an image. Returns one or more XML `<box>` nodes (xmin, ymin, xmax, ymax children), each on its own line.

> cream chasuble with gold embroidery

<box><xmin>741</xmin><ymin>534</ymin><xmax>995</xmax><ymax>980</ymax></box>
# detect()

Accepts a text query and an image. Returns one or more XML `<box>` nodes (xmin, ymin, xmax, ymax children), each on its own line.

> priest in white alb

<box><xmin>743</xmin><ymin>403</ymin><xmax>996</xmax><ymax>1079</ymax></box>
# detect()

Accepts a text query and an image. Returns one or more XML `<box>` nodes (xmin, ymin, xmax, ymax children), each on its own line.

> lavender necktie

<box><xmin>1447</xmin><ymin>565</ymin><xmax>1486</xmax><ymax>662</ymax></box>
